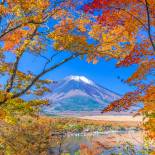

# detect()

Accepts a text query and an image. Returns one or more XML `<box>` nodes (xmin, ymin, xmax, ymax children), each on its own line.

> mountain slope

<box><xmin>42</xmin><ymin>75</ymin><xmax>121</xmax><ymax>115</ymax></box>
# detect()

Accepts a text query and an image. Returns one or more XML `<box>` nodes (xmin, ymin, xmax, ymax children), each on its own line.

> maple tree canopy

<box><xmin>0</xmin><ymin>0</ymin><xmax>98</xmax><ymax>122</ymax></box>
<box><xmin>83</xmin><ymin>0</ymin><xmax>155</xmax><ymax>143</ymax></box>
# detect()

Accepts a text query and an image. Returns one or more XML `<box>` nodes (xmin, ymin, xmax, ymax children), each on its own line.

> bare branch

<box><xmin>43</xmin><ymin>52</ymin><xmax>62</xmax><ymax>71</ymax></box>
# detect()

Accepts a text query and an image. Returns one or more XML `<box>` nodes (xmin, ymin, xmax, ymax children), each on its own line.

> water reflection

<box><xmin>49</xmin><ymin>130</ymin><xmax>150</xmax><ymax>155</ymax></box>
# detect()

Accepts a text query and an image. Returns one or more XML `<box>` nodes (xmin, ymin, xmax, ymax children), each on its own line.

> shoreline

<box><xmin>77</xmin><ymin>115</ymin><xmax>143</xmax><ymax>122</ymax></box>
<box><xmin>65</xmin><ymin>128</ymin><xmax>142</xmax><ymax>137</ymax></box>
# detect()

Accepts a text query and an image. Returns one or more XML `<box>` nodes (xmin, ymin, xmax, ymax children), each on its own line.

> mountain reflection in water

<box><xmin>49</xmin><ymin>130</ymin><xmax>150</xmax><ymax>155</ymax></box>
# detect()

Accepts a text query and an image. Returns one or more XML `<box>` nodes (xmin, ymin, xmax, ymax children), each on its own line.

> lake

<box><xmin>49</xmin><ymin>130</ymin><xmax>151</xmax><ymax>155</ymax></box>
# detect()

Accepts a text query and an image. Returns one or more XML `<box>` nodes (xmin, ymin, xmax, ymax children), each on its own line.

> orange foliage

<box><xmin>84</xmin><ymin>0</ymin><xmax>155</xmax><ymax>145</ymax></box>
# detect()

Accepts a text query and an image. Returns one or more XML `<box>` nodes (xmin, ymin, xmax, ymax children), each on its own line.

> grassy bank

<box><xmin>0</xmin><ymin>115</ymin><xmax>143</xmax><ymax>154</ymax></box>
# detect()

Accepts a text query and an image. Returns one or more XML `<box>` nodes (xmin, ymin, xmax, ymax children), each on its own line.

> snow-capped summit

<box><xmin>65</xmin><ymin>75</ymin><xmax>94</xmax><ymax>85</ymax></box>
<box><xmin>42</xmin><ymin>75</ymin><xmax>121</xmax><ymax>115</ymax></box>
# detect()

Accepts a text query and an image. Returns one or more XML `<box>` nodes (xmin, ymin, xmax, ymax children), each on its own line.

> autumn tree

<box><xmin>0</xmin><ymin>0</ymin><xmax>99</xmax><ymax>121</ymax></box>
<box><xmin>83</xmin><ymin>0</ymin><xmax>155</xmax><ymax>145</ymax></box>
<box><xmin>0</xmin><ymin>1</ymin><xmax>99</xmax><ymax>152</ymax></box>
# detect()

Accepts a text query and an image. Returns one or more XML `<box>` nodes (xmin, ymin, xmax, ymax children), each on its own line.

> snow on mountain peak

<box><xmin>66</xmin><ymin>75</ymin><xmax>94</xmax><ymax>85</ymax></box>
<box><xmin>42</xmin><ymin>75</ymin><xmax>125</xmax><ymax>115</ymax></box>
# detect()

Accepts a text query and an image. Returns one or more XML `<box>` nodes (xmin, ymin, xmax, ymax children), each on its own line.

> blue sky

<box><xmin>45</xmin><ymin>57</ymin><xmax>137</xmax><ymax>95</ymax></box>
<box><xmin>18</xmin><ymin>51</ymin><xmax>137</xmax><ymax>96</ymax></box>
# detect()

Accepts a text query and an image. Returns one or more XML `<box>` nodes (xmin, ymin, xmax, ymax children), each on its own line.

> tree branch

<box><xmin>5</xmin><ymin>56</ymin><xmax>21</xmax><ymax>93</ymax></box>
<box><xmin>5</xmin><ymin>28</ymin><xmax>38</xmax><ymax>93</ymax></box>
<box><xmin>0</xmin><ymin>2</ymin><xmax>65</xmax><ymax>40</ymax></box>
<box><xmin>144</xmin><ymin>0</ymin><xmax>155</xmax><ymax>52</ymax></box>
<box><xmin>0</xmin><ymin>53</ymin><xmax>81</xmax><ymax>105</ymax></box>
<box><xmin>109</xmin><ymin>6</ymin><xmax>148</xmax><ymax>30</ymax></box>
<box><xmin>0</xmin><ymin>21</ymin><xmax>42</xmax><ymax>40</ymax></box>
<box><xmin>43</xmin><ymin>52</ymin><xmax>62</xmax><ymax>71</ymax></box>
<box><xmin>10</xmin><ymin>53</ymin><xmax>81</xmax><ymax>100</ymax></box>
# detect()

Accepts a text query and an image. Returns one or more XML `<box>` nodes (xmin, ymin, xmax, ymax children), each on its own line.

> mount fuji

<box><xmin>41</xmin><ymin>75</ymin><xmax>122</xmax><ymax>115</ymax></box>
